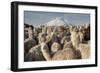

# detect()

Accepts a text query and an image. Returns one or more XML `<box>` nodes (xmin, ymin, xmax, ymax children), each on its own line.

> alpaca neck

<box><xmin>41</xmin><ymin>43</ymin><xmax>51</xmax><ymax>61</ymax></box>
<box><xmin>71</xmin><ymin>31</ymin><xmax>80</xmax><ymax>49</ymax></box>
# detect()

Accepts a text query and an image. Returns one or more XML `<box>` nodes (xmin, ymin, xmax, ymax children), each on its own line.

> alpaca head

<box><xmin>70</xmin><ymin>26</ymin><xmax>78</xmax><ymax>33</ymax></box>
<box><xmin>79</xmin><ymin>26</ymin><xmax>85</xmax><ymax>33</ymax></box>
<box><xmin>47</xmin><ymin>27</ymin><xmax>53</xmax><ymax>35</ymax></box>
<box><xmin>62</xmin><ymin>36</ymin><xmax>73</xmax><ymax>49</ymax></box>
<box><xmin>29</xmin><ymin>25</ymin><xmax>33</xmax><ymax>30</ymax></box>
<box><xmin>28</xmin><ymin>26</ymin><xmax>34</xmax><ymax>39</ymax></box>
<box><xmin>42</xmin><ymin>27</ymin><xmax>47</xmax><ymax>34</ymax></box>
<box><xmin>38</xmin><ymin>33</ymin><xmax>46</xmax><ymax>44</ymax></box>
<box><xmin>61</xmin><ymin>36</ymin><xmax>70</xmax><ymax>44</ymax></box>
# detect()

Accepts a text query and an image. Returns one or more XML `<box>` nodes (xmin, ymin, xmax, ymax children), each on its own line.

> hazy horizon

<box><xmin>24</xmin><ymin>11</ymin><xmax>90</xmax><ymax>26</ymax></box>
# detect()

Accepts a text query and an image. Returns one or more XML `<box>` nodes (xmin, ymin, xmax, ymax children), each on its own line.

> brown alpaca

<box><xmin>84</xmin><ymin>24</ymin><xmax>90</xmax><ymax>41</ymax></box>
<box><xmin>24</xmin><ymin>38</ymin><xmax>37</xmax><ymax>54</ymax></box>
<box><xmin>25</xmin><ymin>44</ymin><xmax>45</xmax><ymax>61</ymax></box>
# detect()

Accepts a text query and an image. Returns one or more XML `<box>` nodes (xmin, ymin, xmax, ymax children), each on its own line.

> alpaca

<box><xmin>52</xmin><ymin>48</ymin><xmax>76</xmax><ymax>60</ymax></box>
<box><xmin>24</xmin><ymin>25</ymin><xmax>38</xmax><ymax>56</ymax></box>
<box><xmin>47</xmin><ymin>26</ymin><xmax>53</xmax><ymax>35</ymax></box>
<box><xmin>79</xmin><ymin>26</ymin><xmax>85</xmax><ymax>43</ymax></box>
<box><xmin>42</xmin><ymin>27</ymin><xmax>47</xmax><ymax>34</ymax></box>
<box><xmin>24</xmin><ymin>38</ymin><xmax>37</xmax><ymax>55</ymax></box>
<box><xmin>38</xmin><ymin>32</ymin><xmax>47</xmax><ymax>44</ymax></box>
<box><xmin>70</xmin><ymin>26</ymin><xmax>90</xmax><ymax>59</ymax></box>
<box><xmin>78</xmin><ymin>43</ymin><xmax>90</xmax><ymax>59</ymax></box>
<box><xmin>40</xmin><ymin>42</ymin><xmax>77</xmax><ymax>61</ymax></box>
<box><xmin>33</xmin><ymin>28</ymin><xmax>38</xmax><ymax>37</ymax></box>
<box><xmin>39</xmin><ymin>27</ymin><xmax>78</xmax><ymax>61</ymax></box>
<box><xmin>63</xmin><ymin>41</ymin><xmax>73</xmax><ymax>50</ymax></box>
<box><xmin>61</xmin><ymin>36</ymin><xmax>71</xmax><ymax>50</ymax></box>
<box><xmin>27</xmin><ymin>26</ymin><xmax>34</xmax><ymax>39</ymax></box>
<box><xmin>41</xmin><ymin>43</ymin><xmax>52</xmax><ymax>61</ymax></box>
<box><xmin>29</xmin><ymin>29</ymin><xmax>59</xmax><ymax>61</ymax></box>
<box><xmin>61</xmin><ymin>36</ymin><xmax>70</xmax><ymax>45</ymax></box>
<box><xmin>25</xmin><ymin>31</ymin><xmax>51</xmax><ymax>61</ymax></box>
<box><xmin>24</xmin><ymin>44</ymin><xmax>45</xmax><ymax>61</ymax></box>
<box><xmin>84</xmin><ymin>24</ymin><xmax>90</xmax><ymax>41</ymax></box>
<box><xmin>62</xmin><ymin>36</ymin><xmax>82</xmax><ymax>59</ymax></box>
<box><xmin>70</xmin><ymin>26</ymin><xmax>80</xmax><ymax>48</ymax></box>
<box><xmin>46</xmin><ymin>27</ymin><xmax>60</xmax><ymax>47</ymax></box>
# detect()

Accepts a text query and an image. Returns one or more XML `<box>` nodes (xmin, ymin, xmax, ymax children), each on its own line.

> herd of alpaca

<box><xmin>24</xmin><ymin>23</ymin><xmax>90</xmax><ymax>61</ymax></box>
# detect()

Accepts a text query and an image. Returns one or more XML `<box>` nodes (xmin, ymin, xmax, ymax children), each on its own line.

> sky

<box><xmin>24</xmin><ymin>11</ymin><xmax>90</xmax><ymax>26</ymax></box>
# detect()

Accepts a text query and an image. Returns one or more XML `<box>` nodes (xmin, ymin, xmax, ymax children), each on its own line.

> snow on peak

<box><xmin>44</xmin><ymin>17</ymin><xmax>68</xmax><ymax>26</ymax></box>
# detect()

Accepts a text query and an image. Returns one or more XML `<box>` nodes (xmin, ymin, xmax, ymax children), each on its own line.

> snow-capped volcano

<box><xmin>44</xmin><ymin>17</ymin><xmax>69</xmax><ymax>26</ymax></box>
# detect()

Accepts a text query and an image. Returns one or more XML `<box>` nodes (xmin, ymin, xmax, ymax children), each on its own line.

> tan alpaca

<box><xmin>79</xmin><ymin>26</ymin><xmax>86</xmax><ymax>43</ymax></box>
<box><xmin>38</xmin><ymin>32</ymin><xmax>47</xmax><ymax>44</ymax></box>
<box><xmin>40</xmin><ymin>42</ymin><xmax>76</xmax><ymax>61</ymax></box>
<box><xmin>52</xmin><ymin>49</ymin><xmax>76</xmax><ymax>60</ymax></box>
<box><xmin>41</xmin><ymin>43</ymin><xmax>51</xmax><ymax>60</ymax></box>
<box><xmin>42</xmin><ymin>27</ymin><xmax>47</xmax><ymax>35</ymax></box>
<box><xmin>41</xmin><ymin>27</ymin><xmax>77</xmax><ymax>60</ymax></box>
<box><xmin>78</xmin><ymin>43</ymin><xmax>90</xmax><ymax>59</ymax></box>
<box><xmin>46</xmin><ymin>27</ymin><xmax>58</xmax><ymax>43</ymax></box>
<box><xmin>70</xmin><ymin>26</ymin><xmax>80</xmax><ymax>48</ymax></box>
<box><xmin>70</xmin><ymin>26</ymin><xmax>90</xmax><ymax>59</ymax></box>
<box><xmin>63</xmin><ymin>41</ymin><xmax>73</xmax><ymax>50</ymax></box>
<box><xmin>47</xmin><ymin>27</ymin><xmax>53</xmax><ymax>35</ymax></box>
<box><xmin>52</xmin><ymin>39</ymin><xmax>76</xmax><ymax>60</ymax></box>
<box><xmin>61</xmin><ymin>36</ymin><xmax>73</xmax><ymax>50</ymax></box>
<box><xmin>79</xmin><ymin>31</ymin><xmax>84</xmax><ymax>43</ymax></box>
<box><xmin>62</xmin><ymin>36</ymin><xmax>81</xmax><ymax>59</ymax></box>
